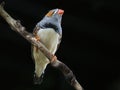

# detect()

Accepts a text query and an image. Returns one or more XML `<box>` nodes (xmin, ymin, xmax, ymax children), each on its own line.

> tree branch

<box><xmin>0</xmin><ymin>2</ymin><xmax>83</xmax><ymax>90</ymax></box>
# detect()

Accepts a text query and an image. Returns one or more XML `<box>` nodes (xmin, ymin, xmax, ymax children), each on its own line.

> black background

<box><xmin>0</xmin><ymin>0</ymin><xmax>120</xmax><ymax>90</ymax></box>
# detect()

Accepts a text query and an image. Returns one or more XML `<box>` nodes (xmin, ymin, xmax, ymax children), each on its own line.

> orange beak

<box><xmin>57</xmin><ymin>9</ymin><xmax>64</xmax><ymax>15</ymax></box>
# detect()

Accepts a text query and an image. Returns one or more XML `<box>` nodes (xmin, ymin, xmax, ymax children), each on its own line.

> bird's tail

<box><xmin>34</xmin><ymin>72</ymin><xmax>44</xmax><ymax>85</ymax></box>
<box><xmin>33</xmin><ymin>59</ymin><xmax>49</xmax><ymax>85</ymax></box>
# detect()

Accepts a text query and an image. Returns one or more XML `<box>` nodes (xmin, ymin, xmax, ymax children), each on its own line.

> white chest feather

<box><xmin>32</xmin><ymin>28</ymin><xmax>60</xmax><ymax>77</ymax></box>
<box><xmin>37</xmin><ymin>28</ymin><xmax>60</xmax><ymax>53</ymax></box>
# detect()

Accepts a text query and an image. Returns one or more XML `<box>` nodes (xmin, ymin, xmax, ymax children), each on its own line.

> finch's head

<box><xmin>39</xmin><ymin>8</ymin><xmax>64</xmax><ymax>25</ymax></box>
<box><xmin>45</xmin><ymin>8</ymin><xmax>64</xmax><ymax>23</ymax></box>
<box><xmin>46</xmin><ymin>8</ymin><xmax>64</xmax><ymax>16</ymax></box>
<box><xmin>37</xmin><ymin>9</ymin><xmax>64</xmax><ymax>35</ymax></box>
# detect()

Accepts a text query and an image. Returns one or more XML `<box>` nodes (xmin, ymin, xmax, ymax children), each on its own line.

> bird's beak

<box><xmin>57</xmin><ymin>9</ymin><xmax>64</xmax><ymax>15</ymax></box>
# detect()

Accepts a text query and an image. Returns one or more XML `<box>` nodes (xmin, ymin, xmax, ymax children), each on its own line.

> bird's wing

<box><xmin>31</xmin><ymin>25</ymin><xmax>41</xmax><ymax>62</ymax></box>
<box><xmin>57</xmin><ymin>33</ymin><xmax>62</xmax><ymax>51</ymax></box>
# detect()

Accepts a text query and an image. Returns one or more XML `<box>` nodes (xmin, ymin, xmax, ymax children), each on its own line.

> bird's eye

<box><xmin>46</xmin><ymin>11</ymin><xmax>54</xmax><ymax>17</ymax></box>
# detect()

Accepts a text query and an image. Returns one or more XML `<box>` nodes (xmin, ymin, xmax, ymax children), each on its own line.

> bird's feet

<box><xmin>51</xmin><ymin>55</ymin><xmax>57</xmax><ymax>62</ymax></box>
<box><xmin>35</xmin><ymin>35</ymin><xmax>40</xmax><ymax>41</ymax></box>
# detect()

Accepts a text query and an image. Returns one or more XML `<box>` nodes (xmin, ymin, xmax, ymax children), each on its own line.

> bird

<box><xmin>31</xmin><ymin>8</ymin><xmax>64</xmax><ymax>84</ymax></box>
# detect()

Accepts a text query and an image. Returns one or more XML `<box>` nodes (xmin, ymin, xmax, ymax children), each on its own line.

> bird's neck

<box><xmin>40</xmin><ymin>23</ymin><xmax>62</xmax><ymax>35</ymax></box>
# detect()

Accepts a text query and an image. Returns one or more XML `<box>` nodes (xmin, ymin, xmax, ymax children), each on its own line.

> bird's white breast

<box><xmin>32</xmin><ymin>28</ymin><xmax>60</xmax><ymax>77</ymax></box>
<box><xmin>37</xmin><ymin>28</ymin><xmax>60</xmax><ymax>54</ymax></box>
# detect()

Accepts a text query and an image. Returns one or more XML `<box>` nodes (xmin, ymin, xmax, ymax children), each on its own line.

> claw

<box><xmin>51</xmin><ymin>55</ymin><xmax>57</xmax><ymax>63</ymax></box>
<box><xmin>35</xmin><ymin>35</ymin><xmax>40</xmax><ymax>41</ymax></box>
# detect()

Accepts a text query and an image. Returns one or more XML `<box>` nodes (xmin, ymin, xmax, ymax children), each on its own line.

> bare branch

<box><xmin>0</xmin><ymin>2</ymin><xmax>83</xmax><ymax>90</ymax></box>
